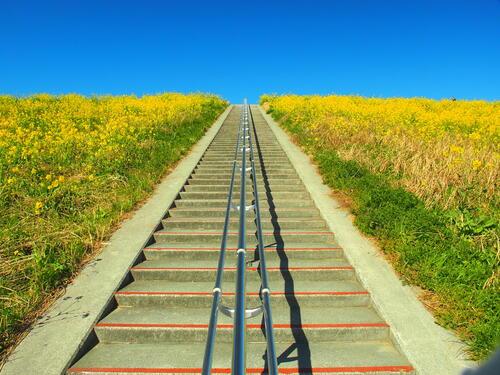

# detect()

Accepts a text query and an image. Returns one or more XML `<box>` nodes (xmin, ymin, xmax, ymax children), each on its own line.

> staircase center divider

<box><xmin>202</xmin><ymin>102</ymin><xmax>278</xmax><ymax>375</ymax></box>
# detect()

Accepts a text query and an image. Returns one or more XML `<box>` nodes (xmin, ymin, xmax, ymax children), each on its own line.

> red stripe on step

<box><xmin>95</xmin><ymin>323</ymin><xmax>222</xmax><ymax>329</ymax></box>
<box><xmin>171</xmin><ymin>208</ymin><xmax>321</xmax><ymax>211</ymax></box>
<box><xmin>259</xmin><ymin>323</ymin><xmax>389</xmax><ymax>329</ymax></box>
<box><xmin>115</xmin><ymin>291</ymin><xmax>212</xmax><ymax>296</ymax></box>
<box><xmin>163</xmin><ymin>219</ymin><xmax>323</xmax><ymax>221</ymax></box>
<box><xmin>130</xmin><ymin>267</ymin><xmax>234</xmax><ymax>271</ymax></box>
<box><xmin>68</xmin><ymin>366</ymin><xmax>414</xmax><ymax>373</ymax></box>
<box><xmin>131</xmin><ymin>267</ymin><xmax>353</xmax><ymax>271</ymax></box>
<box><xmin>95</xmin><ymin>323</ymin><xmax>388</xmax><ymax>329</ymax></box>
<box><xmin>114</xmin><ymin>291</ymin><xmax>369</xmax><ymax>296</ymax></box>
<box><xmin>280</xmin><ymin>291</ymin><xmax>368</xmax><ymax>295</ymax></box>
<box><xmin>155</xmin><ymin>231</ymin><xmax>332</xmax><ymax>235</ymax></box>
<box><xmin>145</xmin><ymin>247</ymin><xmax>341</xmax><ymax>251</ymax></box>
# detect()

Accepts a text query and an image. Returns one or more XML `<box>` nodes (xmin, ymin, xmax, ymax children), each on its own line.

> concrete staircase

<box><xmin>68</xmin><ymin>106</ymin><xmax>414</xmax><ymax>374</ymax></box>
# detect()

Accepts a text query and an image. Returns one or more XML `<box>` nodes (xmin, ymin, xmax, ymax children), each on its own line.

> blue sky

<box><xmin>1</xmin><ymin>0</ymin><xmax>499</xmax><ymax>103</ymax></box>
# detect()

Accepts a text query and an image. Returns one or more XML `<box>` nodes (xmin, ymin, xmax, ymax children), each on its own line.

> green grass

<box><xmin>268</xmin><ymin>109</ymin><xmax>499</xmax><ymax>359</ymax></box>
<box><xmin>0</xmin><ymin>96</ymin><xmax>227</xmax><ymax>357</ymax></box>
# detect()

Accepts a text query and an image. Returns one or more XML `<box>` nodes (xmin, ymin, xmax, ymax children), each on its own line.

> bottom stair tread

<box><xmin>69</xmin><ymin>341</ymin><xmax>414</xmax><ymax>374</ymax></box>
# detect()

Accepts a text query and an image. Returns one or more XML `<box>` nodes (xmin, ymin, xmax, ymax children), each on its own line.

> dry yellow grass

<box><xmin>262</xmin><ymin>95</ymin><xmax>499</xmax><ymax>212</ymax></box>
<box><xmin>262</xmin><ymin>94</ymin><xmax>499</xmax><ymax>358</ymax></box>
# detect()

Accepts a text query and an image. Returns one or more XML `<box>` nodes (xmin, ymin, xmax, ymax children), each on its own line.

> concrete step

<box><xmin>203</xmin><ymin>152</ymin><xmax>286</xmax><ymax>157</ymax></box>
<box><xmin>130</xmin><ymin>260</ymin><xmax>354</xmax><ymax>282</ymax></box>
<box><xmin>199</xmin><ymin>161</ymin><xmax>295</xmax><ymax>168</ymax></box>
<box><xmin>167</xmin><ymin>207</ymin><xmax>322</xmax><ymax>219</ymax></box>
<box><xmin>68</xmin><ymin>341</ymin><xmax>414</xmax><ymax>374</ymax></box>
<box><xmin>183</xmin><ymin>184</ymin><xmax>304</xmax><ymax>194</ymax></box>
<box><xmin>178</xmin><ymin>191</ymin><xmax>310</xmax><ymax>200</ymax></box>
<box><xmin>196</xmin><ymin>166</ymin><xmax>296</xmax><ymax>173</ymax></box>
<box><xmin>135</xmin><ymin>254</ymin><xmax>348</xmax><ymax>269</ymax></box>
<box><xmin>94</xmin><ymin>305</ymin><xmax>388</xmax><ymax>343</ymax></box>
<box><xmin>186</xmin><ymin>177</ymin><xmax>303</xmax><ymax>186</ymax></box>
<box><xmin>204</xmin><ymin>147</ymin><xmax>286</xmax><ymax>151</ymax></box>
<box><xmin>201</xmin><ymin>159</ymin><xmax>291</xmax><ymax>164</ymax></box>
<box><xmin>115</xmin><ymin>279</ymin><xmax>371</xmax><ymax>308</ymax></box>
<box><xmin>193</xmin><ymin>168</ymin><xmax>297</xmax><ymax>176</ymax></box>
<box><xmin>143</xmin><ymin>245</ymin><xmax>343</xmax><ymax>261</ymax></box>
<box><xmin>192</xmin><ymin>173</ymin><xmax>298</xmax><ymax>181</ymax></box>
<box><xmin>201</xmin><ymin>154</ymin><xmax>290</xmax><ymax>160</ymax></box>
<box><xmin>188</xmin><ymin>174</ymin><xmax>299</xmax><ymax>182</ymax></box>
<box><xmin>204</xmin><ymin>147</ymin><xmax>283</xmax><ymax>151</ymax></box>
<box><xmin>183</xmin><ymin>184</ymin><xmax>307</xmax><ymax>192</ymax></box>
<box><xmin>172</xmin><ymin>198</ymin><xmax>315</xmax><ymax>209</ymax></box>
<box><xmin>208</xmin><ymin>144</ymin><xmax>280</xmax><ymax>147</ymax></box>
<box><xmin>152</xmin><ymin>229</ymin><xmax>336</xmax><ymax>244</ymax></box>
<box><xmin>161</xmin><ymin>217</ymin><xmax>326</xmax><ymax>230</ymax></box>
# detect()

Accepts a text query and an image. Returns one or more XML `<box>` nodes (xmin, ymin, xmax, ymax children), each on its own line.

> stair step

<box><xmin>68</xmin><ymin>341</ymin><xmax>414</xmax><ymax>374</ymax></box>
<box><xmin>167</xmin><ymin>207</ymin><xmax>322</xmax><ymax>218</ymax></box>
<box><xmin>188</xmin><ymin>175</ymin><xmax>299</xmax><ymax>183</ymax></box>
<box><xmin>183</xmin><ymin>184</ymin><xmax>307</xmax><ymax>192</ymax></box>
<box><xmin>199</xmin><ymin>162</ymin><xmax>295</xmax><ymax>168</ymax></box>
<box><xmin>186</xmin><ymin>178</ymin><xmax>303</xmax><ymax>186</ymax></box>
<box><xmin>95</xmin><ymin>304</ymin><xmax>388</xmax><ymax>343</ymax></box>
<box><xmin>130</xmin><ymin>263</ymin><xmax>354</xmax><ymax>282</ymax></box>
<box><xmin>161</xmin><ymin>217</ymin><xmax>326</xmax><ymax>230</ymax></box>
<box><xmin>144</xmin><ymin>245</ymin><xmax>343</xmax><ymax>261</ymax></box>
<box><xmin>152</xmin><ymin>230</ymin><xmax>336</xmax><ymax>244</ymax></box>
<box><xmin>134</xmin><ymin>256</ymin><xmax>348</xmax><ymax>269</ymax></box>
<box><xmin>195</xmin><ymin>163</ymin><xmax>295</xmax><ymax>170</ymax></box>
<box><xmin>115</xmin><ymin>279</ymin><xmax>370</xmax><ymax>308</ymax></box>
<box><xmin>178</xmin><ymin>191</ymin><xmax>310</xmax><ymax>200</ymax></box>
<box><xmin>173</xmin><ymin>199</ymin><xmax>315</xmax><ymax>208</ymax></box>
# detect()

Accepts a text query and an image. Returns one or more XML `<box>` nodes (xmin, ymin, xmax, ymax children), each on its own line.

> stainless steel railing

<box><xmin>201</xmin><ymin>106</ymin><xmax>243</xmax><ymax>374</ymax></box>
<box><xmin>232</xmin><ymin>103</ymin><xmax>249</xmax><ymax>374</ymax></box>
<box><xmin>202</xmin><ymin>101</ymin><xmax>277</xmax><ymax>375</ymax></box>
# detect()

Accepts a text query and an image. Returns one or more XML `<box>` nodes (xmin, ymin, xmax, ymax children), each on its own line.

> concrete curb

<box><xmin>0</xmin><ymin>105</ymin><xmax>233</xmax><ymax>375</ymax></box>
<box><xmin>257</xmin><ymin>105</ymin><xmax>473</xmax><ymax>375</ymax></box>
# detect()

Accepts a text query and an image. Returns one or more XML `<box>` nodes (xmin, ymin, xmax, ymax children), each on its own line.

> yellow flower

<box><xmin>34</xmin><ymin>201</ymin><xmax>43</xmax><ymax>215</ymax></box>
<box><xmin>469</xmin><ymin>132</ymin><xmax>481</xmax><ymax>140</ymax></box>
<box><xmin>48</xmin><ymin>180</ymin><xmax>59</xmax><ymax>189</ymax></box>
<box><xmin>472</xmin><ymin>159</ymin><xmax>482</xmax><ymax>170</ymax></box>
<box><xmin>449</xmin><ymin>145</ymin><xmax>464</xmax><ymax>154</ymax></box>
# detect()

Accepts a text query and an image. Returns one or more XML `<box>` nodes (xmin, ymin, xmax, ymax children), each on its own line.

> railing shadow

<box><xmin>250</xmin><ymin>109</ymin><xmax>312</xmax><ymax>374</ymax></box>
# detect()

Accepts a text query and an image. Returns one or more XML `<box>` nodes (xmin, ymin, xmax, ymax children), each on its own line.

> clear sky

<box><xmin>1</xmin><ymin>0</ymin><xmax>499</xmax><ymax>103</ymax></box>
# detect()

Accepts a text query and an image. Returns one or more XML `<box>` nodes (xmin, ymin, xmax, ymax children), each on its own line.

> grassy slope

<box><xmin>265</xmin><ymin>107</ymin><xmax>499</xmax><ymax>359</ymax></box>
<box><xmin>0</xmin><ymin>99</ymin><xmax>227</xmax><ymax>357</ymax></box>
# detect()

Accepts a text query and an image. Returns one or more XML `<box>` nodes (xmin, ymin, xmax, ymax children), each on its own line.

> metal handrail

<box><xmin>232</xmin><ymin>103</ymin><xmax>249</xmax><ymax>374</ymax></box>
<box><xmin>202</xmin><ymin>107</ymin><xmax>243</xmax><ymax>375</ymax></box>
<box><xmin>247</xmin><ymin>104</ymin><xmax>278</xmax><ymax>374</ymax></box>
<box><xmin>202</xmin><ymin>102</ymin><xmax>277</xmax><ymax>375</ymax></box>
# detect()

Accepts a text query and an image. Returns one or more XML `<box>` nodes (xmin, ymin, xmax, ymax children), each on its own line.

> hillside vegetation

<box><xmin>262</xmin><ymin>94</ymin><xmax>499</xmax><ymax>359</ymax></box>
<box><xmin>0</xmin><ymin>93</ymin><xmax>227</xmax><ymax>354</ymax></box>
